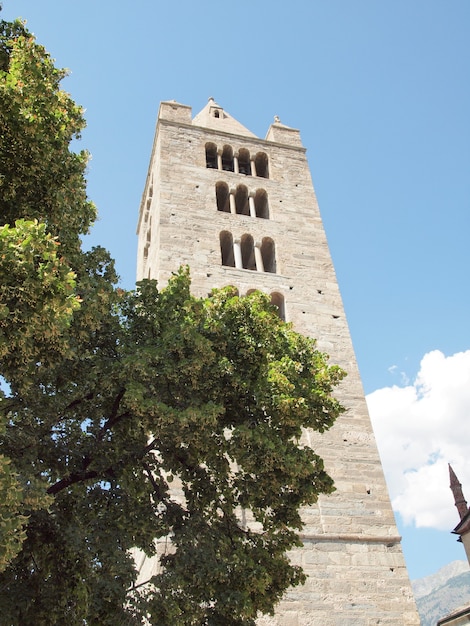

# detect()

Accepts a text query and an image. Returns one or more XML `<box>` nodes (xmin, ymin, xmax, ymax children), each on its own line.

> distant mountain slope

<box><xmin>413</xmin><ymin>560</ymin><xmax>469</xmax><ymax>599</ymax></box>
<box><xmin>412</xmin><ymin>561</ymin><xmax>470</xmax><ymax>626</ymax></box>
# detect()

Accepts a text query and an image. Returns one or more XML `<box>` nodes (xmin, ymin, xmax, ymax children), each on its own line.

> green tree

<box><xmin>0</xmin><ymin>19</ymin><xmax>95</xmax><ymax>258</ymax></box>
<box><xmin>0</xmin><ymin>18</ymin><xmax>345</xmax><ymax>626</ymax></box>
<box><xmin>0</xmin><ymin>219</ymin><xmax>77</xmax><ymax>571</ymax></box>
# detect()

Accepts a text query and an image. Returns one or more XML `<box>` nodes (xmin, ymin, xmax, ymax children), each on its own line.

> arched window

<box><xmin>261</xmin><ymin>237</ymin><xmax>276</xmax><ymax>273</ymax></box>
<box><xmin>221</xmin><ymin>145</ymin><xmax>234</xmax><ymax>172</ymax></box>
<box><xmin>235</xmin><ymin>185</ymin><xmax>249</xmax><ymax>216</ymax></box>
<box><xmin>220</xmin><ymin>231</ymin><xmax>235</xmax><ymax>267</ymax></box>
<box><xmin>241</xmin><ymin>234</ymin><xmax>256</xmax><ymax>270</ymax></box>
<box><xmin>143</xmin><ymin>227</ymin><xmax>151</xmax><ymax>263</ymax></box>
<box><xmin>238</xmin><ymin>149</ymin><xmax>251</xmax><ymax>175</ymax></box>
<box><xmin>216</xmin><ymin>286</ymin><xmax>239</xmax><ymax>298</ymax></box>
<box><xmin>206</xmin><ymin>142</ymin><xmax>218</xmax><ymax>169</ymax></box>
<box><xmin>216</xmin><ymin>182</ymin><xmax>230</xmax><ymax>213</ymax></box>
<box><xmin>254</xmin><ymin>189</ymin><xmax>269</xmax><ymax>219</ymax></box>
<box><xmin>270</xmin><ymin>292</ymin><xmax>285</xmax><ymax>320</ymax></box>
<box><xmin>255</xmin><ymin>152</ymin><xmax>269</xmax><ymax>178</ymax></box>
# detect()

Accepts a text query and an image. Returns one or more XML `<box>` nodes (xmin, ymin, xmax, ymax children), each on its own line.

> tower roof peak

<box><xmin>449</xmin><ymin>464</ymin><xmax>469</xmax><ymax>520</ymax></box>
<box><xmin>192</xmin><ymin>99</ymin><xmax>257</xmax><ymax>138</ymax></box>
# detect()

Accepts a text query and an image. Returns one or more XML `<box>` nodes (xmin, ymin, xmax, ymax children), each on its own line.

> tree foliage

<box><xmin>0</xmin><ymin>17</ymin><xmax>345</xmax><ymax>626</ymax></box>
<box><xmin>0</xmin><ymin>20</ymin><xmax>95</xmax><ymax>258</ymax></box>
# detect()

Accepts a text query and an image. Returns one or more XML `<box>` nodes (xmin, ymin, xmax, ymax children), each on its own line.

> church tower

<box><xmin>136</xmin><ymin>99</ymin><xmax>419</xmax><ymax>625</ymax></box>
<box><xmin>449</xmin><ymin>464</ymin><xmax>470</xmax><ymax>565</ymax></box>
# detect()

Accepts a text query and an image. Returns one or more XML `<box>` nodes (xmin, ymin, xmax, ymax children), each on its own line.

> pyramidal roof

<box><xmin>192</xmin><ymin>98</ymin><xmax>257</xmax><ymax>138</ymax></box>
<box><xmin>449</xmin><ymin>464</ymin><xmax>469</xmax><ymax>521</ymax></box>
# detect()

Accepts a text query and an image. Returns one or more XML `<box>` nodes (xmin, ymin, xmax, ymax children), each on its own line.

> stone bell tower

<box><xmin>136</xmin><ymin>98</ymin><xmax>419</xmax><ymax>625</ymax></box>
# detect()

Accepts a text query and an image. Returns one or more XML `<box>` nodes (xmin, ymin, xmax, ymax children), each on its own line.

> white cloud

<box><xmin>366</xmin><ymin>349</ymin><xmax>470</xmax><ymax>531</ymax></box>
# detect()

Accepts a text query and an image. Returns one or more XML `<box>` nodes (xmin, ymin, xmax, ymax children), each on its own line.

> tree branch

<box><xmin>61</xmin><ymin>391</ymin><xmax>95</xmax><ymax>414</ymax></box>
<box><xmin>47</xmin><ymin>469</ymin><xmax>100</xmax><ymax>495</ymax></box>
<box><xmin>142</xmin><ymin>461</ymin><xmax>165</xmax><ymax>500</ymax></box>
<box><xmin>97</xmin><ymin>388</ymin><xmax>126</xmax><ymax>440</ymax></box>
<box><xmin>47</xmin><ymin>436</ymin><xmax>159</xmax><ymax>496</ymax></box>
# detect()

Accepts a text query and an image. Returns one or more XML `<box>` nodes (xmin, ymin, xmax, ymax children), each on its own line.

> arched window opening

<box><xmin>223</xmin><ymin>286</ymin><xmax>240</xmax><ymax>297</ymax></box>
<box><xmin>214</xmin><ymin>110</ymin><xmax>220</xmax><ymax>118</ymax></box>
<box><xmin>255</xmin><ymin>152</ymin><xmax>269</xmax><ymax>178</ymax></box>
<box><xmin>254</xmin><ymin>189</ymin><xmax>269</xmax><ymax>219</ymax></box>
<box><xmin>205</xmin><ymin>142</ymin><xmax>218</xmax><ymax>169</ymax></box>
<box><xmin>261</xmin><ymin>237</ymin><xmax>276</xmax><ymax>273</ymax></box>
<box><xmin>221</xmin><ymin>145</ymin><xmax>234</xmax><ymax>172</ymax></box>
<box><xmin>220</xmin><ymin>231</ymin><xmax>235</xmax><ymax>267</ymax></box>
<box><xmin>246</xmin><ymin>288</ymin><xmax>257</xmax><ymax>296</ymax></box>
<box><xmin>241</xmin><ymin>234</ymin><xmax>256</xmax><ymax>270</ymax></box>
<box><xmin>238</xmin><ymin>149</ymin><xmax>251</xmax><ymax>176</ymax></box>
<box><xmin>270</xmin><ymin>292</ymin><xmax>285</xmax><ymax>320</ymax></box>
<box><xmin>235</xmin><ymin>185</ymin><xmax>249</xmax><ymax>216</ymax></box>
<box><xmin>216</xmin><ymin>182</ymin><xmax>230</xmax><ymax>213</ymax></box>
<box><xmin>143</xmin><ymin>230</ymin><xmax>151</xmax><ymax>264</ymax></box>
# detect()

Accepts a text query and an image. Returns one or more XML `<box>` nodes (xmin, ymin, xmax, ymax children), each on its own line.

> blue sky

<box><xmin>4</xmin><ymin>1</ymin><xmax>470</xmax><ymax>581</ymax></box>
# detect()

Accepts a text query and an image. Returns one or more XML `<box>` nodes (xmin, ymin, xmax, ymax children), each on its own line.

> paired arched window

<box><xmin>220</xmin><ymin>231</ymin><xmax>235</xmax><ymax>267</ymax></box>
<box><xmin>270</xmin><ymin>292</ymin><xmax>285</xmax><ymax>320</ymax></box>
<box><xmin>205</xmin><ymin>144</ymin><xmax>269</xmax><ymax>179</ymax></box>
<box><xmin>240</xmin><ymin>234</ymin><xmax>256</xmax><ymax>270</ymax></box>
<box><xmin>221</xmin><ymin>145</ymin><xmax>234</xmax><ymax>172</ymax></box>
<box><xmin>245</xmin><ymin>289</ymin><xmax>285</xmax><ymax>320</ymax></box>
<box><xmin>261</xmin><ymin>237</ymin><xmax>276</xmax><ymax>273</ymax></box>
<box><xmin>254</xmin><ymin>152</ymin><xmax>269</xmax><ymax>178</ymax></box>
<box><xmin>216</xmin><ymin>184</ymin><xmax>269</xmax><ymax>219</ymax></box>
<box><xmin>238</xmin><ymin>149</ymin><xmax>251</xmax><ymax>176</ymax></box>
<box><xmin>143</xmin><ymin>225</ymin><xmax>151</xmax><ymax>262</ymax></box>
<box><xmin>254</xmin><ymin>189</ymin><xmax>269</xmax><ymax>219</ymax></box>
<box><xmin>205</xmin><ymin>143</ymin><xmax>218</xmax><ymax>169</ymax></box>
<box><xmin>216</xmin><ymin>182</ymin><xmax>230</xmax><ymax>213</ymax></box>
<box><xmin>219</xmin><ymin>232</ymin><xmax>276</xmax><ymax>273</ymax></box>
<box><xmin>235</xmin><ymin>185</ymin><xmax>249</xmax><ymax>216</ymax></box>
